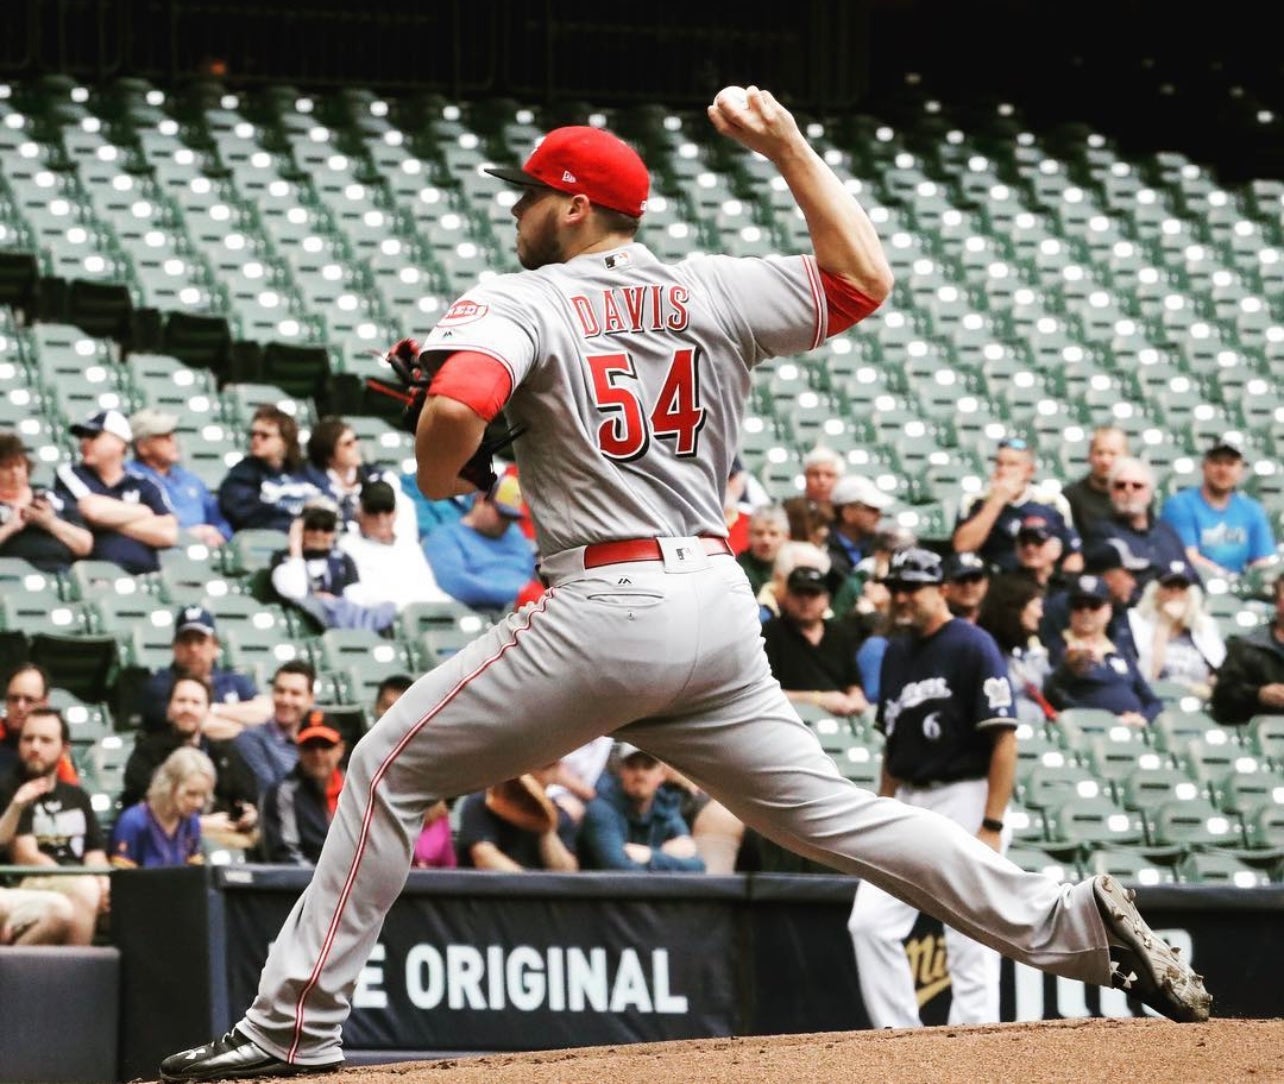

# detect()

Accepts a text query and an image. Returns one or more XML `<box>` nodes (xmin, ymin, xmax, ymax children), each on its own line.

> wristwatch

<box><xmin>981</xmin><ymin>817</ymin><xmax>1004</xmax><ymax>832</ymax></box>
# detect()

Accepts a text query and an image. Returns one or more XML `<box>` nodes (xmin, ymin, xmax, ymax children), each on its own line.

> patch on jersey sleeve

<box><xmin>984</xmin><ymin>676</ymin><xmax>1013</xmax><ymax>711</ymax></box>
<box><xmin>437</xmin><ymin>299</ymin><xmax>490</xmax><ymax>326</ymax></box>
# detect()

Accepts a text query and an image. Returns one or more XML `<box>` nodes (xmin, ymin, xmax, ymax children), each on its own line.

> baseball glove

<box><xmin>485</xmin><ymin>774</ymin><xmax>558</xmax><ymax>835</ymax></box>
<box><xmin>366</xmin><ymin>337</ymin><xmax>526</xmax><ymax>492</ymax></box>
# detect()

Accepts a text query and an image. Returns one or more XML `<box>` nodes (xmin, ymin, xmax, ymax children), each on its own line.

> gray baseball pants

<box><xmin>240</xmin><ymin>545</ymin><xmax>1111</xmax><ymax>1065</ymax></box>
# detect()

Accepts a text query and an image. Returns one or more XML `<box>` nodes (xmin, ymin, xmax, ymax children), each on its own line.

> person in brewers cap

<box><xmin>1160</xmin><ymin>433</ymin><xmax>1277</xmax><ymax>578</ymax></box>
<box><xmin>1043</xmin><ymin>574</ymin><xmax>1162</xmax><ymax>725</ymax></box>
<box><xmin>53</xmin><ymin>408</ymin><xmax>177</xmax><ymax>573</ymax></box>
<box><xmin>127</xmin><ymin>407</ymin><xmax>232</xmax><ymax>548</ymax></box>
<box><xmin>140</xmin><ymin>606</ymin><xmax>271</xmax><ymax>736</ymax></box>
<box><xmin>847</xmin><ymin>546</ymin><xmax>1018</xmax><ymax>1028</ymax></box>
<box><xmin>941</xmin><ymin>551</ymin><xmax>990</xmax><ymax>623</ymax></box>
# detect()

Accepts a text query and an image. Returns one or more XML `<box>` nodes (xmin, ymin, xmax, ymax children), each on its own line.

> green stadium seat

<box><xmin>1044</xmin><ymin>794</ymin><xmax>1147</xmax><ymax>856</ymax></box>
<box><xmin>1020</xmin><ymin>762</ymin><xmax>1104</xmax><ymax>811</ymax></box>
<box><xmin>1177</xmin><ymin>850</ymin><xmax>1273</xmax><ymax>887</ymax></box>
<box><xmin>1146</xmin><ymin>797</ymin><xmax>1244</xmax><ymax>850</ymax></box>
<box><xmin>1005</xmin><ymin>842</ymin><xmax>1078</xmax><ymax>882</ymax></box>
<box><xmin>222</xmin><ymin>528</ymin><xmax>290</xmax><ymax>576</ymax></box>
<box><xmin>29</xmin><ymin>631</ymin><xmax>118</xmax><ymax>703</ymax></box>
<box><xmin>1246</xmin><ymin>714</ymin><xmax>1284</xmax><ymax>765</ymax></box>
<box><xmin>1118</xmin><ymin>763</ymin><xmax>1203</xmax><ymax>813</ymax></box>
<box><xmin>1085</xmin><ymin>846</ymin><xmax>1179</xmax><ymax>887</ymax></box>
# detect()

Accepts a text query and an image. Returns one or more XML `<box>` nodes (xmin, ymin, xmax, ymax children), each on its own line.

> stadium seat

<box><xmin>1003</xmin><ymin>842</ymin><xmax>1078</xmax><ymax>883</ymax></box>
<box><xmin>1086</xmin><ymin>846</ymin><xmax>1179</xmax><ymax>887</ymax></box>
<box><xmin>29</xmin><ymin>631</ymin><xmax>118</xmax><ymax>705</ymax></box>
<box><xmin>1044</xmin><ymin>794</ymin><xmax>1147</xmax><ymax>856</ymax></box>
<box><xmin>222</xmin><ymin>529</ymin><xmax>290</xmax><ymax>576</ymax></box>
<box><xmin>1118</xmin><ymin>763</ymin><xmax>1204</xmax><ymax>813</ymax></box>
<box><xmin>1246</xmin><ymin>714</ymin><xmax>1284</xmax><ymax>765</ymax></box>
<box><xmin>1146</xmin><ymin>798</ymin><xmax>1245</xmax><ymax>850</ymax></box>
<box><xmin>1020</xmin><ymin>762</ymin><xmax>1103</xmax><ymax>811</ymax></box>
<box><xmin>1178</xmin><ymin>850</ymin><xmax>1272</xmax><ymax>886</ymax></box>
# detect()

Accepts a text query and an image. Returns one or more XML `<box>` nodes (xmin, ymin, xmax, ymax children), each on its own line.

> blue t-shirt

<box><xmin>1044</xmin><ymin>636</ymin><xmax>1163</xmax><ymax>722</ymax></box>
<box><xmin>877</xmin><ymin>619</ymin><xmax>1016</xmax><ymax>785</ymax></box>
<box><xmin>128</xmin><ymin>459</ymin><xmax>233</xmax><ymax>537</ymax></box>
<box><xmin>110</xmin><ymin>801</ymin><xmax>203</xmax><ymax>868</ymax></box>
<box><xmin>53</xmin><ymin>462</ymin><xmax>174</xmax><ymax>573</ymax></box>
<box><xmin>1160</xmin><ymin>487</ymin><xmax>1274</xmax><ymax>574</ymax></box>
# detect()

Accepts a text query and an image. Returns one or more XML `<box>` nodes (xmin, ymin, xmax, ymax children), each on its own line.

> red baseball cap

<box><xmin>484</xmin><ymin>126</ymin><xmax>649</xmax><ymax>218</ymax></box>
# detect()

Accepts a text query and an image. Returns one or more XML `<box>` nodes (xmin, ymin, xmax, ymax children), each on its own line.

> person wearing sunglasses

<box><xmin>1041</xmin><ymin>539</ymin><xmax>1147</xmax><ymax>666</ymax></box>
<box><xmin>1089</xmin><ymin>456</ymin><xmax>1190</xmax><ymax>594</ymax></box>
<box><xmin>952</xmin><ymin>436</ymin><xmax>1082</xmax><ymax>576</ymax></box>
<box><xmin>1043</xmin><ymin>575</ymin><xmax>1162</xmax><ymax>726</ymax></box>
<box><xmin>217</xmin><ymin>405</ymin><xmax>323</xmax><ymax>532</ymax></box>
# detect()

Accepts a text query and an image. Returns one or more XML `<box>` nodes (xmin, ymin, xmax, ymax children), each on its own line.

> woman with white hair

<box><xmin>110</xmin><ymin>746</ymin><xmax>215</xmax><ymax>869</ymax></box>
<box><xmin>1127</xmin><ymin>558</ymin><xmax>1226</xmax><ymax>700</ymax></box>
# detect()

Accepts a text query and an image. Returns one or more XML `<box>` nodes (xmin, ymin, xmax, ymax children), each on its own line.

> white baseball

<box><xmin>715</xmin><ymin>85</ymin><xmax>749</xmax><ymax>111</ymax></box>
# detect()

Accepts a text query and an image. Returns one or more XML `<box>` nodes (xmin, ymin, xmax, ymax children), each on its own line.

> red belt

<box><xmin>582</xmin><ymin>536</ymin><xmax>733</xmax><ymax>569</ymax></box>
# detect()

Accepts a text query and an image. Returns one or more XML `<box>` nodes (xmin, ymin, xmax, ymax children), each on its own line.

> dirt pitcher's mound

<box><xmin>248</xmin><ymin>1017</ymin><xmax>1283</xmax><ymax>1084</ymax></box>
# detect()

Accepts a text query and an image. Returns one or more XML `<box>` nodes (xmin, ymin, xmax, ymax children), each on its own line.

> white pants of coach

<box><xmin>849</xmin><ymin>777</ymin><xmax>1012</xmax><ymax>1028</ymax></box>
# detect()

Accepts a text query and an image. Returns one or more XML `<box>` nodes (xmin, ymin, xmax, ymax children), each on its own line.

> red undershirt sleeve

<box><xmin>820</xmin><ymin>268</ymin><xmax>883</xmax><ymax>336</ymax></box>
<box><xmin>428</xmin><ymin>351</ymin><xmax>513</xmax><ymax>422</ymax></box>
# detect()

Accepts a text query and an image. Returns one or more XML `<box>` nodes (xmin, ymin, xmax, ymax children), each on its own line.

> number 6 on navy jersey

<box><xmin>588</xmin><ymin>348</ymin><xmax>706</xmax><ymax>461</ymax></box>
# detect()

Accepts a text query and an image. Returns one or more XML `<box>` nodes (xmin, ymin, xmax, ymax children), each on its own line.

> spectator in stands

<box><xmin>269</xmin><ymin>499</ymin><xmax>396</xmax><ymax>632</ymax></box>
<box><xmin>1043</xmin><ymin>575</ymin><xmax>1162</xmax><ymax>726</ymax></box>
<box><xmin>1062</xmin><ymin>425</ymin><xmax>1128</xmax><ymax>537</ymax></box>
<box><xmin>579</xmin><ymin>744</ymin><xmax>705</xmax><ymax>872</ymax></box>
<box><xmin>942</xmin><ymin>552</ymin><xmax>990</xmax><ymax>623</ymax></box>
<box><xmin>399</xmin><ymin>466</ymin><xmax>470</xmax><ymax>541</ymax></box>
<box><xmin>0</xmin><ymin>707</ymin><xmax>108</xmax><ymax>944</ymax></box>
<box><xmin>373</xmin><ymin>673</ymin><xmax>414</xmax><ymax>721</ymax></box>
<box><xmin>952</xmin><ymin>436</ymin><xmax>1082</xmax><ymax>574</ymax></box>
<box><xmin>233</xmin><ymin>661</ymin><xmax>318</xmax><ymax>793</ymax></box>
<box><xmin>735</xmin><ymin>503</ymin><xmax>790</xmax><ymax>597</ymax></box>
<box><xmin>217</xmin><ymin>405</ymin><xmax>321</xmax><ymax>532</ymax></box>
<box><xmin>260</xmin><ymin>722</ymin><xmax>346</xmax><ymax>866</ymax></box>
<box><xmin>825</xmin><ymin>474</ymin><xmax>892</xmax><ymax>591</ymax></box>
<box><xmin>54</xmin><ymin>408</ymin><xmax>177</xmax><ymax>574</ymax></box>
<box><xmin>1041</xmin><ymin>540</ymin><xmax>1145</xmax><ymax>665</ymax></box>
<box><xmin>831</xmin><ymin>524</ymin><xmax>916</xmax><ymax>617</ymax></box>
<box><xmin>1008</xmin><ymin>515</ymin><xmax>1068</xmax><ymax>591</ymax></box>
<box><xmin>0</xmin><ymin>430</ymin><xmax>93</xmax><ymax>572</ymax></box>
<box><xmin>1161</xmin><ymin>434</ymin><xmax>1277</xmax><ymax>579</ymax></box>
<box><xmin>1128</xmin><ymin>559</ymin><xmax>1225</xmax><ymax>701</ymax></box>
<box><xmin>126</xmin><ymin>408</ymin><xmax>232</xmax><ymax>548</ymax></box>
<box><xmin>304</xmin><ymin>416</ymin><xmax>417</xmax><ymax>543</ymax></box>
<box><xmin>1090</xmin><ymin>456</ymin><xmax>1188</xmax><ymax>592</ymax></box>
<box><xmin>1</xmin><ymin>664</ymin><xmax>78</xmax><ymax>784</ymax></box>
<box><xmin>0</xmin><ymin>884</ymin><xmax>74</xmax><ymax>945</ymax></box>
<box><xmin>123</xmin><ymin>674</ymin><xmax>259</xmax><ymax>843</ymax></box>
<box><xmin>455</xmin><ymin>766</ymin><xmax>578</xmax><ymax>871</ymax></box>
<box><xmin>110</xmin><ymin>746</ymin><xmax>215</xmax><ymax>869</ymax></box>
<box><xmin>977</xmin><ymin>574</ymin><xmax>1056</xmax><ymax>725</ymax></box>
<box><xmin>762</xmin><ymin>565</ymin><xmax>868</xmax><ymax>718</ymax></box>
<box><xmin>758</xmin><ymin>539</ymin><xmax>831</xmax><ymax>621</ymax></box>
<box><xmin>722</xmin><ymin>454</ymin><xmax>770</xmax><ymax>554</ymax></box>
<box><xmin>1211</xmin><ymin>572</ymin><xmax>1284</xmax><ymax>725</ymax></box>
<box><xmin>782</xmin><ymin>445</ymin><xmax>844</xmax><ymax>538</ymax></box>
<box><xmin>423</xmin><ymin>475</ymin><xmax>536</xmax><ymax>612</ymax></box>
<box><xmin>338</xmin><ymin>480</ymin><xmax>452</xmax><ymax>612</ymax></box>
<box><xmin>140</xmin><ymin>606</ymin><xmax>270</xmax><ymax>736</ymax></box>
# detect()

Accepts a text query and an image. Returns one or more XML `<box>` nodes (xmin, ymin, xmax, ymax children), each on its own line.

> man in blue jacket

<box><xmin>578</xmin><ymin>744</ymin><xmax>705</xmax><ymax>872</ymax></box>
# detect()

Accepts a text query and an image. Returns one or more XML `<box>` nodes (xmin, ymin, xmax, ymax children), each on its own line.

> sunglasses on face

<box><xmin>1070</xmin><ymin>598</ymin><xmax>1108</xmax><ymax>611</ymax></box>
<box><xmin>951</xmin><ymin>573</ymin><xmax>986</xmax><ymax>585</ymax></box>
<box><xmin>998</xmin><ymin>437</ymin><xmax>1029</xmax><ymax>451</ymax></box>
<box><xmin>1112</xmin><ymin>480</ymin><xmax>1148</xmax><ymax>491</ymax></box>
<box><xmin>886</xmin><ymin>582</ymin><xmax>928</xmax><ymax>596</ymax></box>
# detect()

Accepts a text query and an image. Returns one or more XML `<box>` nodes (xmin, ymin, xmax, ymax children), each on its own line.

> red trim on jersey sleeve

<box><xmin>820</xmin><ymin>268</ymin><xmax>883</xmax><ymax>336</ymax></box>
<box><xmin>428</xmin><ymin>351</ymin><xmax>513</xmax><ymax>422</ymax></box>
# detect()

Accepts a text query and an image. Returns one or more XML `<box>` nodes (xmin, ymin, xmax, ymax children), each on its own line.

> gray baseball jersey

<box><xmin>419</xmin><ymin>243</ymin><xmax>825</xmax><ymax>555</ymax></box>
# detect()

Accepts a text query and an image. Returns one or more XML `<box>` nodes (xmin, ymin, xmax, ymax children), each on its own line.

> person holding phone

<box><xmin>0</xmin><ymin>431</ymin><xmax>93</xmax><ymax>572</ymax></box>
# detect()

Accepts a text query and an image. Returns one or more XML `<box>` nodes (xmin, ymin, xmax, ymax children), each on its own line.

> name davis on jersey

<box><xmin>570</xmin><ymin>284</ymin><xmax>691</xmax><ymax>338</ymax></box>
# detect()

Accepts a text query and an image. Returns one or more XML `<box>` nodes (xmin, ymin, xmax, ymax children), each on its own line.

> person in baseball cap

<box><xmin>69</xmin><ymin>408</ymin><xmax>133</xmax><ymax>444</ymax></box>
<box><xmin>884</xmin><ymin>546</ymin><xmax>945</xmax><ymax>589</ymax></box>
<box><xmin>174</xmin><ymin>605</ymin><xmax>216</xmax><ymax>638</ymax></box>
<box><xmin>1127</xmin><ymin>554</ymin><xmax>1225</xmax><ymax>700</ymax></box>
<box><xmin>257</xmin><ymin>719</ymin><xmax>347</xmax><ymax>866</ymax></box>
<box><xmin>785</xmin><ymin>565</ymin><xmax>829</xmax><ymax>596</ymax></box>
<box><xmin>484</xmin><ymin>125</ymin><xmax>650</xmax><ymax>220</ymax></box>
<box><xmin>827</xmin><ymin>475</ymin><xmax>892</xmax><ymax>590</ymax></box>
<box><xmin>129</xmin><ymin>407</ymin><xmax>179</xmax><ymax>441</ymax></box>
<box><xmin>1159</xmin><ymin>428</ymin><xmax>1275</xmax><ymax>578</ymax></box>
<box><xmin>942</xmin><ymin>552</ymin><xmax>990</xmax><ymax>623</ymax></box>
<box><xmin>487</xmin><ymin>474</ymin><xmax>525</xmax><ymax>519</ymax></box>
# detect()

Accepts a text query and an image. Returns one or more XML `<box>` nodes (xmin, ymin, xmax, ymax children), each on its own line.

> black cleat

<box><xmin>1093</xmin><ymin>874</ymin><xmax>1212</xmax><ymax>1022</ymax></box>
<box><xmin>158</xmin><ymin>1028</ymin><xmax>342</xmax><ymax>1082</ymax></box>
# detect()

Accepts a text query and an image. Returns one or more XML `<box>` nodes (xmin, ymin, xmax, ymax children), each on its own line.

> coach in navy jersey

<box><xmin>848</xmin><ymin>547</ymin><xmax>1017</xmax><ymax>1029</ymax></box>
